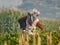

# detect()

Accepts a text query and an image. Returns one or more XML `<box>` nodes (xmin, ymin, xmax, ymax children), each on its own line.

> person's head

<box><xmin>28</xmin><ymin>8</ymin><xmax>40</xmax><ymax>19</ymax></box>
<box><xmin>27</xmin><ymin>8</ymin><xmax>40</xmax><ymax>25</ymax></box>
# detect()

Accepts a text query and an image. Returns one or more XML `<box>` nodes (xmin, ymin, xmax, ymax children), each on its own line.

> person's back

<box><xmin>18</xmin><ymin>16</ymin><xmax>27</xmax><ymax>30</ymax></box>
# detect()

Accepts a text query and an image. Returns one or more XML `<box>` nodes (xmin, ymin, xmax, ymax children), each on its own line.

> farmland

<box><xmin>0</xmin><ymin>9</ymin><xmax>60</xmax><ymax>45</ymax></box>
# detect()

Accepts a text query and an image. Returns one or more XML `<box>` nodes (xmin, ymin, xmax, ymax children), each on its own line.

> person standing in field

<box><xmin>18</xmin><ymin>8</ymin><xmax>43</xmax><ymax>35</ymax></box>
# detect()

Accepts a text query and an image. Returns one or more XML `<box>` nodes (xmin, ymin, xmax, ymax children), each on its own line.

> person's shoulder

<box><xmin>18</xmin><ymin>16</ymin><xmax>27</xmax><ymax>22</ymax></box>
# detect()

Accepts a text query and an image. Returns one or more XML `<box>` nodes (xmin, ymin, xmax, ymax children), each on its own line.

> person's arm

<box><xmin>36</xmin><ymin>21</ymin><xmax>43</xmax><ymax>30</ymax></box>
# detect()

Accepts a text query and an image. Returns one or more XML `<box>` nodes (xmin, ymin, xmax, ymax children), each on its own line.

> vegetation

<box><xmin>0</xmin><ymin>9</ymin><xmax>60</xmax><ymax>45</ymax></box>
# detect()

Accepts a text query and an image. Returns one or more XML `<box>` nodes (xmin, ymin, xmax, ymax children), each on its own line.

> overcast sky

<box><xmin>0</xmin><ymin>0</ymin><xmax>23</xmax><ymax>7</ymax></box>
<box><xmin>0</xmin><ymin>0</ymin><xmax>60</xmax><ymax>8</ymax></box>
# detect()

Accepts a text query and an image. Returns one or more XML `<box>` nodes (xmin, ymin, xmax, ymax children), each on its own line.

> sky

<box><xmin>0</xmin><ymin>0</ymin><xmax>59</xmax><ymax>8</ymax></box>
<box><xmin>0</xmin><ymin>0</ymin><xmax>23</xmax><ymax>7</ymax></box>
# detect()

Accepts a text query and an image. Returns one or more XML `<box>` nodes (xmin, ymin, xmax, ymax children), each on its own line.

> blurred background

<box><xmin>0</xmin><ymin>0</ymin><xmax>60</xmax><ymax>45</ymax></box>
<box><xmin>0</xmin><ymin>0</ymin><xmax>60</xmax><ymax>19</ymax></box>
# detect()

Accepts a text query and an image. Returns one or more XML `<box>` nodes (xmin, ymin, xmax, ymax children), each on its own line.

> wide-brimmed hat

<box><xmin>28</xmin><ymin>8</ymin><xmax>40</xmax><ymax>15</ymax></box>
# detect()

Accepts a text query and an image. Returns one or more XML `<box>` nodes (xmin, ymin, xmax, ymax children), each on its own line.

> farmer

<box><xmin>18</xmin><ymin>8</ymin><xmax>43</xmax><ymax>35</ymax></box>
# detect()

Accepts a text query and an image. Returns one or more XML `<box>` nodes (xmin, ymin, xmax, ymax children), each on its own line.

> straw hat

<box><xmin>28</xmin><ymin>8</ymin><xmax>40</xmax><ymax>15</ymax></box>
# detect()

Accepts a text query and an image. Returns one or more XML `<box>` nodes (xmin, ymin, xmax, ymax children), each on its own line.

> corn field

<box><xmin>19</xmin><ymin>30</ymin><xmax>52</xmax><ymax>45</ymax></box>
<box><xmin>0</xmin><ymin>9</ymin><xmax>60</xmax><ymax>45</ymax></box>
